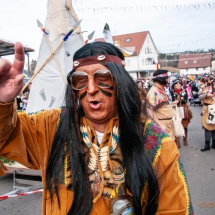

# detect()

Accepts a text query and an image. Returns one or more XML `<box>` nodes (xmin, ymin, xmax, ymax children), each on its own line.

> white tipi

<box><xmin>27</xmin><ymin>0</ymin><xmax>84</xmax><ymax>113</ymax></box>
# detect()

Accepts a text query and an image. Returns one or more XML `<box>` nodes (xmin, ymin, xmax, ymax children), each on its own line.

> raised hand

<box><xmin>0</xmin><ymin>42</ymin><xmax>25</xmax><ymax>103</ymax></box>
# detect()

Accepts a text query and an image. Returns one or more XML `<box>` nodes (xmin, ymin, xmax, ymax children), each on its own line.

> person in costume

<box><xmin>0</xmin><ymin>42</ymin><xmax>193</xmax><ymax>215</ymax></box>
<box><xmin>199</xmin><ymin>80</ymin><xmax>215</xmax><ymax>151</ymax></box>
<box><xmin>186</xmin><ymin>81</ymin><xmax>192</xmax><ymax>104</ymax></box>
<box><xmin>136</xmin><ymin>78</ymin><xmax>147</xmax><ymax>102</ymax></box>
<box><xmin>170</xmin><ymin>79</ymin><xmax>193</xmax><ymax>148</ymax></box>
<box><xmin>199</xmin><ymin>77</ymin><xmax>206</xmax><ymax>91</ymax></box>
<box><xmin>146</xmin><ymin>70</ymin><xmax>178</xmax><ymax>141</ymax></box>
<box><xmin>21</xmin><ymin>84</ymin><xmax>31</xmax><ymax>110</ymax></box>
<box><xmin>16</xmin><ymin>91</ymin><xmax>23</xmax><ymax>110</ymax></box>
<box><xmin>164</xmin><ymin>83</ymin><xmax>172</xmax><ymax>101</ymax></box>
<box><xmin>182</xmin><ymin>78</ymin><xmax>188</xmax><ymax>90</ymax></box>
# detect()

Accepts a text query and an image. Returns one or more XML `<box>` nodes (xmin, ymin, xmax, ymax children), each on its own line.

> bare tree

<box><xmin>30</xmin><ymin>60</ymin><xmax>37</xmax><ymax>76</ymax></box>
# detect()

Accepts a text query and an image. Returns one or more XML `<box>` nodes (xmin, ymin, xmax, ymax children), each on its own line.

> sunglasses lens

<box><xmin>94</xmin><ymin>70</ymin><xmax>113</xmax><ymax>89</ymax></box>
<box><xmin>71</xmin><ymin>70</ymin><xmax>113</xmax><ymax>90</ymax></box>
<box><xmin>71</xmin><ymin>72</ymin><xmax>88</xmax><ymax>90</ymax></box>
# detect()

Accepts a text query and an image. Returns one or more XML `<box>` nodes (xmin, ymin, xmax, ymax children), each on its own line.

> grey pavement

<box><xmin>0</xmin><ymin>174</ymin><xmax>42</xmax><ymax>215</ymax></box>
<box><xmin>179</xmin><ymin>105</ymin><xmax>215</xmax><ymax>215</ymax></box>
<box><xmin>0</xmin><ymin>105</ymin><xmax>215</xmax><ymax>214</ymax></box>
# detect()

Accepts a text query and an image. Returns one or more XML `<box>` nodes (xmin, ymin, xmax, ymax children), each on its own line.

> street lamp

<box><xmin>137</xmin><ymin>50</ymin><xmax>140</xmax><ymax>78</ymax></box>
<box><xmin>25</xmin><ymin>52</ymin><xmax>30</xmax><ymax>74</ymax></box>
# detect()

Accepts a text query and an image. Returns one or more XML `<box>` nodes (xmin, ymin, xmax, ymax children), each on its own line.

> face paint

<box><xmin>100</xmin><ymin>89</ymin><xmax>112</xmax><ymax>97</ymax></box>
<box><xmin>80</xmin><ymin>91</ymin><xmax>87</xmax><ymax>100</ymax></box>
<box><xmin>108</xmin><ymin>86</ymin><xmax>114</xmax><ymax>90</ymax></box>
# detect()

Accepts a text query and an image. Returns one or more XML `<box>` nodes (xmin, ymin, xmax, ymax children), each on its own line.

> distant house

<box><xmin>178</xmin><ymin>53</ymin><xmax>212</xmax><ymax>75</ymax></box>
<box><xmin>95</xmin><ymin>31</ymin><xmax>159</xmax><ymax>79</ymax></box>
<box><xmin>212</xmin><ymin>60</ymin><xmax>215</xmax><ymax>72</ymax></box>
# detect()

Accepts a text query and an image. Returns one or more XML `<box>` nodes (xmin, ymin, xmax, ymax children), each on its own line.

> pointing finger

<box><xmin>12</xmin><ymin>42</ymin><xmax>25</xmax><ymax>74</ymax></box>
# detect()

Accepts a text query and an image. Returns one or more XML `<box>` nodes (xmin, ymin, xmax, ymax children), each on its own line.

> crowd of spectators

<box><xmin>16</xmin><ymin>83</ymin><xmax>31</xmax><ymax>111</ymax></box>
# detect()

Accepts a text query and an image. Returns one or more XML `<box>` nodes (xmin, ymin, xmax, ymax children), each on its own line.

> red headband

<box><xmin>154</xmin><ymin>73</ymin><xmax>168</xmax><ymax>78</ymax></box>
<box><xmin>72</xmin><ymin>54</ymin><xmax>126</xmax><ymax>69</ymax></box>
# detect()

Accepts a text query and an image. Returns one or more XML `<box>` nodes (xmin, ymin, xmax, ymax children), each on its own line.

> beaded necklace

<box><xmin>80</xmin><ymin>116</ymin><xmax>124</xmax><ymax>203</ymax></box>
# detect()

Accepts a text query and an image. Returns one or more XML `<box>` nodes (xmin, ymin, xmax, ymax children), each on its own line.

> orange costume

<box><xmin>0</xmin><ymin>102</ymin><xmax>193</xmax><ymax>215</ymax></box>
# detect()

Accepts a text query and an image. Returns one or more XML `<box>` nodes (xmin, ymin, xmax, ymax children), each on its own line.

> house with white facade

<box><xmin>212</xmin><ymin>60</ymin><xmax>215</xmax><ymax>72</ymax></box>
<box><xmin>178</xmin><ymin>53</ymin><xmax>212</xmax><ymax>75</ymax></box>
<box><xmin>95</xmin><ymin>31</ymin><xmax>159</xmax><ymax>80</ymax></box>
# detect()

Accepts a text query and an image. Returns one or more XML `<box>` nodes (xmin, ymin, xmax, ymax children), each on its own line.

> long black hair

<box><xmin>46</xmin><ymin>41</ymin><xmax>159</xmax><ymax>215</ymax></box>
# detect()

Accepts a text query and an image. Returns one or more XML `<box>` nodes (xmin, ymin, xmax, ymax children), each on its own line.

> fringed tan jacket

<box><xmin>147</xmin><ymin>85</ymin><xmax>175</xmax><ymax>140</ymax></box>
<box><xmin>199</xmin><ymin>87</ymin><xmax>215</xmax><ymax>130</ymax></box>
<box><xmin>0</xmin><ymin>102</ymin><xmax>193</xmax><ymax>215</ymax></box>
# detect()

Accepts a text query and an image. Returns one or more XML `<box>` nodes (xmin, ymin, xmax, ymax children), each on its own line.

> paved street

<box><xmin>0</xmin><ymin>105</ymin><xmax>215</xmax><ymax>215</ymax></box>
<box><xmin>179</xmin><ymin>105</ymin><xmax>215</xmax><ymax>215</ymax></box>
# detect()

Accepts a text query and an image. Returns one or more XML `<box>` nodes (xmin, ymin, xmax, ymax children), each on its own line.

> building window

<box><xmin>203</xmin><ymin>67</ymin><xmax>206</xmax><ymax>70</ymax></box>
<box><xmin>196</xmin><ymin>68</ymin><xmax>198</xmax><ymax>71</ymax></box>
<box><xmin>127</xmin><ymin>60</ymin><xmax>130</xmax><ymax>66</ymax></box>
<box><xmin>125</xmin><ymin>38</ymin><xmax>130</xmax><ymax>42</ymax></box>
<box><xmin>194</xmin><ymin>60</ymin><xmax>196</xmax><ymax>63</ymax></box>
<box><xmin>146</xmin><ymin>59</ymin><xmax>152</xmax><ymax>65</ymax></box>
<box><xmin>186</xmin><ymin>69</ymin><xmax>189</xmax><ymax>72</ymax></box>
<box><xmin>185</xmin><ymin>61</ymin><xmax>188</xmax><ymax>64</ymax></box>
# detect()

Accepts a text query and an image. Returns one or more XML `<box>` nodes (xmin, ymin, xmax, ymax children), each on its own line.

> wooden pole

<box><xmin>44</xmin><ymin>34</ymin><xmax>67</xmax><ymax>83</ymax></box>
<box><xmin>22</xmin><ymin>40</ymin><xmax>64</xmax><ymax>91</ymax></box>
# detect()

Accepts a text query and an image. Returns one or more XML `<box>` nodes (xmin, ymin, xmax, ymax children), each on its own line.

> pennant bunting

<box><xmin>72</xmin><ymin>2</ymin><xmax>215</xmax><ymax>14</ymax></box>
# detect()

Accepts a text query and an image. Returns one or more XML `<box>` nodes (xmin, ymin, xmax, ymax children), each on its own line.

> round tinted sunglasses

<box><xmin>70</xmin><ymin>69</ymin><xmax>113</xmax><ymax>91</ymax></box>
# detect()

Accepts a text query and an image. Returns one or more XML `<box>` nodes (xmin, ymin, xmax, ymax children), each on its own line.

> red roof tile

<box><xmin>95</xmin><ymin>31</ymin><xmax>148</xmax><ymax>56</ymax></box>
<box><xmin>178</xmin><ymin>53</ymin><xmax>211</xmax><ymax>69</ymax></box>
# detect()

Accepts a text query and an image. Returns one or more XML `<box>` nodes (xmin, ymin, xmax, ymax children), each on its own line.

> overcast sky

<box><xmin>0</xmin><ymin>0</ymin><xmax>215</xmax><ymax>65</ymax></box>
